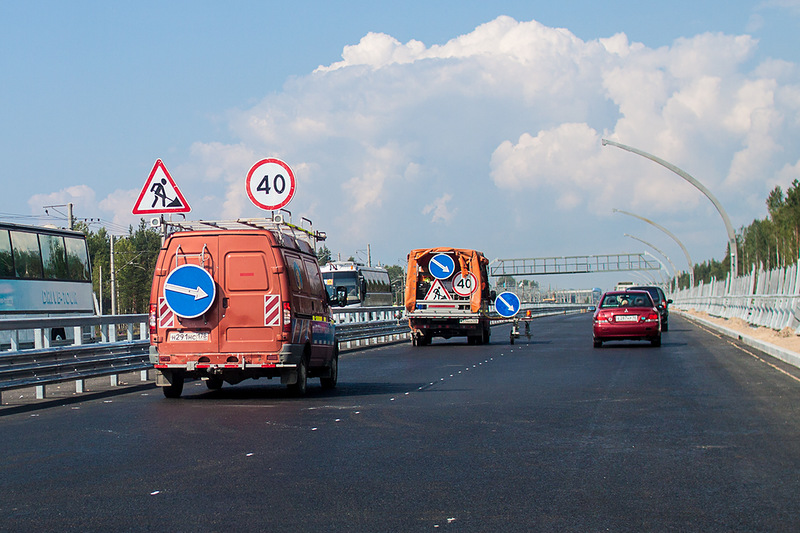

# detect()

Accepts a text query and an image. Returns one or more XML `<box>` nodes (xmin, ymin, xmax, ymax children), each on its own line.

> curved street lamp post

<box><xmin>602</xmin><ymin>139</ymin><xmax>738</xmax><ymax>278</ymax></box>
<box><xmin>613</xmin><ymin>208</ymin><xmax>695</xmax><ymax>287</ymax></box>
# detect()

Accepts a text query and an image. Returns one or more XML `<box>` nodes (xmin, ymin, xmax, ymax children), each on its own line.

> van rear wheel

<box><xmin>163</xmin><ymin>372</ymin><xmax>184</xmax><ymax>399</ymax></box>
<box><xmin>321</xmin><ymin>351</ymin><xmax>338</xmax><ymax>390</ymax></box>
<box><xmin>289</xmin><ymin>357</ymin><xmax>308</xmax><ymax>395</ymax></box>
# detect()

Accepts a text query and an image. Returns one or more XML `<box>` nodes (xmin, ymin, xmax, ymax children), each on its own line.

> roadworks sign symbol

<box><xmin>425</xmin><ymin>279</ymin><xmax>452</xmax><ymax>301</ymax></box>
<box><xmin>132</xmin><ymin>159</ymin><xmax>192</xmax><ymax>215</ymax></box>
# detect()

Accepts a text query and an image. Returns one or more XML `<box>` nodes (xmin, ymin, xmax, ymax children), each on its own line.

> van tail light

<box><xmin>149</xmin><ymin>303</ymin><xmax>157</xmax><ymax>335</ymax></box>
<box><xmin>282</xmin><ymin>302</ymin><xmax>292</xmax><ymax>333</ymax></box>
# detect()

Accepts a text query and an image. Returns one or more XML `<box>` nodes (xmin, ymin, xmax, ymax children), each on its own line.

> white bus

<box><xmin>320</xmin><ymin>261</ymin><xmax>392</xmax><ymax>307</ymax></box>
<box><xmin>0</xmin><ymin>222</ymin><xmax>94</xmax><ymax>345</ymax></box>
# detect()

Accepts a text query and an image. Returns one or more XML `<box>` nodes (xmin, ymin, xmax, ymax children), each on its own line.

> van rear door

<box><xmin>217</xmin><ymin>234</ymin><xmax>282</xmax><ymax>354</ymax></box>
<box><xmin>157</xmin><ymin>235</ymin><xmax>220</xmax><ymax>354</ymax></box>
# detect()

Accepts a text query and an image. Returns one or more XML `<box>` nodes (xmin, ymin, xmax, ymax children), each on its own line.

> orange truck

<box><xmin>404</xmin><ymin>247</ymin><xmax>493</xmax><ymax>346</ymax></box>
<box><xmin>148</xmin><ymin>218</ymin><xmax>338</xmax><ymax>398</ymax></box>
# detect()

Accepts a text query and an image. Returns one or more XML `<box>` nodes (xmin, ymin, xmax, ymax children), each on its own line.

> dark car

<box><xmin>592</xmin><ymin>290</ymin><xmax>662</xmax><ymax>347</ymax></box>
<box><xmin>628</xmin><ymin>285</ymin><xmax>673</xmax><ymax>331</ymax></box>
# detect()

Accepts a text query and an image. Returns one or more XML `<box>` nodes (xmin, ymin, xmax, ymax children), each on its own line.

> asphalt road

<box><xmin>2</xmin><ymin>313</ymin><xmax>800</xmax><ymax>532</ymax></box>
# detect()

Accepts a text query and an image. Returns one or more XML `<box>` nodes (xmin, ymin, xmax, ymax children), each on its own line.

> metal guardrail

<box><xmin>0</xmin><ymin>303</ymin><xmax>590</xmax><ymax>403</ymax></box>
<box><xmin>0</xmin><ymin>314</ymin><xmax>150</xmax><ymax>401</ymax></box>
<box><xmin>672</xmin><ymin>263</ymin><xmax>800</xmax><ymax>333</ymax></box>
<box><xmin>333</xmin><ymin>306</ymin><xmax>410</xmax><ymax>349</ymax></box>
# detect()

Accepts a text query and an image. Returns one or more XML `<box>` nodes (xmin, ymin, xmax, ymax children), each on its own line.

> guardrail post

<box><xmin>10</xmin><ymin>330</ymin><xmax>19</xmax><ymax>351</ymax></box>
<box><xmin>34</xmin><ymin>328</ymin><xmax>44</xmax><ymax>350</ymax></box>
<box><xmin>76</xmin><ymin>379</ymin><xmax>85</xmax><ymax>393</ymax></box>
<box><xmin>73</xmin><ymin>326</ymin><xmax>83</xmax><ymax>346</ymax></box>
<box><xmin>110</xmin><ymin>374</ymin><xmax>118</xmax><ymax>387</ymax></box>
<box><xmin>35</xmin><ymin>385</ymin><xmax>45</xmax><ymax>399</ymax></box>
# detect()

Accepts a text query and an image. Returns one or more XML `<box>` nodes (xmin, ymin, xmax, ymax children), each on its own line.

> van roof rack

<box><xmin>164</xmin><ymin>216</ymin><xmax>327</xmax><ymax>246</ymax></box>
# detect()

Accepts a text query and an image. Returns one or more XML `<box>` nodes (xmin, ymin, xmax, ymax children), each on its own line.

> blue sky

<box><xmin>2</xmin><ymin>1</ymin><xmax>800</xmax><ymax>290</ymax></box>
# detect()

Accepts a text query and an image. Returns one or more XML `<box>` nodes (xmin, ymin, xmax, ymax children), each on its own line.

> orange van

<box><xmin>148</xmin><ymin>218</ymin><xmax>337</xmax><ymax>398</ymax></box>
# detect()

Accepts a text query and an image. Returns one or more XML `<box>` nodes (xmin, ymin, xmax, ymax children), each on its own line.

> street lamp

<box><xmin>602</xmin><ymin>139</ymin><xmax>738</xmax><ymax>277</ymax></box>
<box><xmin>613</xmin><ymin>208</ymin><xmax>695</xmax><ymax>287</ymax></box>
<box><xmin>624</xmin><ymin>233</ymin><xmax>680</xmax><ymax>279</ymax></box>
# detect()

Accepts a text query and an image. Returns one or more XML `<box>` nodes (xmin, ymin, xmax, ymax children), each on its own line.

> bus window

<box><xmin>10</xmin><ymin>230</ymin><xmax>42</xmax><ymax>279</ymax></box>
<box><xmin>0</xmin><ymin>230</ymin><xmax>13</xmax><ymax>277</ymax></box>
<box><xmin>65</xmin><ymin>236</ymin><xmax>91</xmax><ymax>281</ymax></box>
<box><xmin>41</xmin><ymin>234</ymin><xmax>69</xmax><ymax>280</ymax></box>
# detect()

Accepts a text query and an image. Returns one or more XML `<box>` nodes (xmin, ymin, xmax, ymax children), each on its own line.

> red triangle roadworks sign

<box><xmin>132</xmin><ymin>159</ymin><xmax>192</xmax><ymax>215</ymax></box>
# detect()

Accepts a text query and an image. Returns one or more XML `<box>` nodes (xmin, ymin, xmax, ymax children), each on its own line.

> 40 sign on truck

<box><xmin>404</xmin><ymin>247</ymin><xmax>493</xmax><ymax>346</ymax></box>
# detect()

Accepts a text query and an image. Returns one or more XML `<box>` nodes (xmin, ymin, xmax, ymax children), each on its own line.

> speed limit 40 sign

<box><xmin>246</xmin><ymin>158</ymin><xmax>296</xmax><ymax>211</ymax></box>
<box><xmin>452</xmin><ymin>271</ymin><xmax>478</xmax><ymax>297</ymax></box>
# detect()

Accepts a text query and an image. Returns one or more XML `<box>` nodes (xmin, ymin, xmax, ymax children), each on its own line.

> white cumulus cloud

<box><xmin>176</xmin><ymin>15</ymin><xmax>800</xmax><ymax>274</ymax></box>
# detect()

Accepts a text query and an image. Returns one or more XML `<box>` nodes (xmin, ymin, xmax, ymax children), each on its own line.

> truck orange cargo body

<box><xmin>404</xmin><ymin>247</ymin><xmax>492</xmax><ymax>346</ymax></box>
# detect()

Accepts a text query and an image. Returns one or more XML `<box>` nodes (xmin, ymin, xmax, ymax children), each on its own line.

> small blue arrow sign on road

<box><xmin>428</xmin><ymin>253</ymin><xmax>456</xmax><ymax>280</ymax></box>
<box><xmin>495</xmin><ymin>291</ymin><xmax>521</xmax><ymax>318</ymax></box>
<box><xmin>163</xmin><ymin>264</ymin><xmax>216</xmax><ymax>319</ymax></box>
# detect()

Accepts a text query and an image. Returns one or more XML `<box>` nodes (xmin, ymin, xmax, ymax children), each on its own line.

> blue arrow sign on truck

<box><xmin>495</xmin><ymin>291</ymin><xmax>521</xmax><ymax>318</ymax></box>
<box><xmin>163</xmin><ymin>264</ymin><xmax>216</xmax><ymax>318</ymax></box>
<box><xmin>428</xmin><ymin>253</ymin><xmax>455</xmax><ymax>280</ymax></box>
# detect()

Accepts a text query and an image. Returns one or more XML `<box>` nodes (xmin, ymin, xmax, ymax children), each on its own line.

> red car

<box><xmin>593</xmin><ymin>290</ymin><xmax>661</xmax><ymax>347</ymax></box>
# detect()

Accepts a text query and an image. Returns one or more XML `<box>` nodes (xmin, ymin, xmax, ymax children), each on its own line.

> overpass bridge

<box><xmin>489</xmin><ymin>253</ymin><xmax>661</xmax><ymax>277</ymax></box>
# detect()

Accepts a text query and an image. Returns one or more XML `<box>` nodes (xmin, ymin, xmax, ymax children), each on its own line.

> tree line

<box><xmin>78</xmin><ymin>220</ymin><xmax>161</xmax><ymax>315</ymax></box>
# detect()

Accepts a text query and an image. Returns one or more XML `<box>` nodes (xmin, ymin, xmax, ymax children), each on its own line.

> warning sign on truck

<box><xmin>424</xmin><ymin>279</ymin><xmax>452</xmax><ymax>301</ymax></box>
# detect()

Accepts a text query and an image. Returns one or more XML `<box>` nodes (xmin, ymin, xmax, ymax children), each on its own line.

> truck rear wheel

<box><xmin>206</xmin><ymin>376</ymin><xmax>223</xmax><ymax>390</ymax></box>
<box><xmin>414</xmin><ymin>333</ymin><xmax>431</xmax><ymax>346</ymax></box>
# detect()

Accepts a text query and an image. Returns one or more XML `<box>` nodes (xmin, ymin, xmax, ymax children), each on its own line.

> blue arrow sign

<box><xmin>163</xmin><ymin>264</ymin><xmax>216</xmax><ymax>319</ymax></box>
<box><xmin>495</xmin><ymin>291</ymin><xmax>521</xmax><ymax>318</ymax></box>
<box><xmin>428</xmin><ymin>253</ymin><xmax>455</xmax><ymax>280</ymax></box>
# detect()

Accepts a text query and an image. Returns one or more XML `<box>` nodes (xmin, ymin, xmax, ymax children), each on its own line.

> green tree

<box><xmin>385</xmin><ymin>264</ymin><xmax>405</xmax><ymax>304</ymax></box>
<box><xmin>316</xmin><ymin>245</ymin><xmax>332</xmax><ymax>266</ymax></box>
<box><xmin>495</xmin><ymin>275</ymin><xmax>516</xmax><ymax>289</ymax></box>
<box><xmin>114</xmin><ymin>220</ymin><xmax>161</xmax><ymax>314</ymax></box>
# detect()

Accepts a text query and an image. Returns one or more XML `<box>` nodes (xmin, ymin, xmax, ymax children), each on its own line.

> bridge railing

<box><xmin>671</xmin><ymin>263</ymin><xmax>800</xmax><ymax>333</ymax></box>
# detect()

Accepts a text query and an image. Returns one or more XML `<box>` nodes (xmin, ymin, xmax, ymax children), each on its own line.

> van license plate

<box><xmin>169</xmin><ymin>331</ymin><xmax>210</xmax><ymax>341</ymax></box>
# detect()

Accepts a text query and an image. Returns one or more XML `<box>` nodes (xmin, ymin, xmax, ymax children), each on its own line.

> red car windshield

<box><xmin>600</xmin><ymin>292</ymin><xmax>653</xmax><ymax>309</ymax></box>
